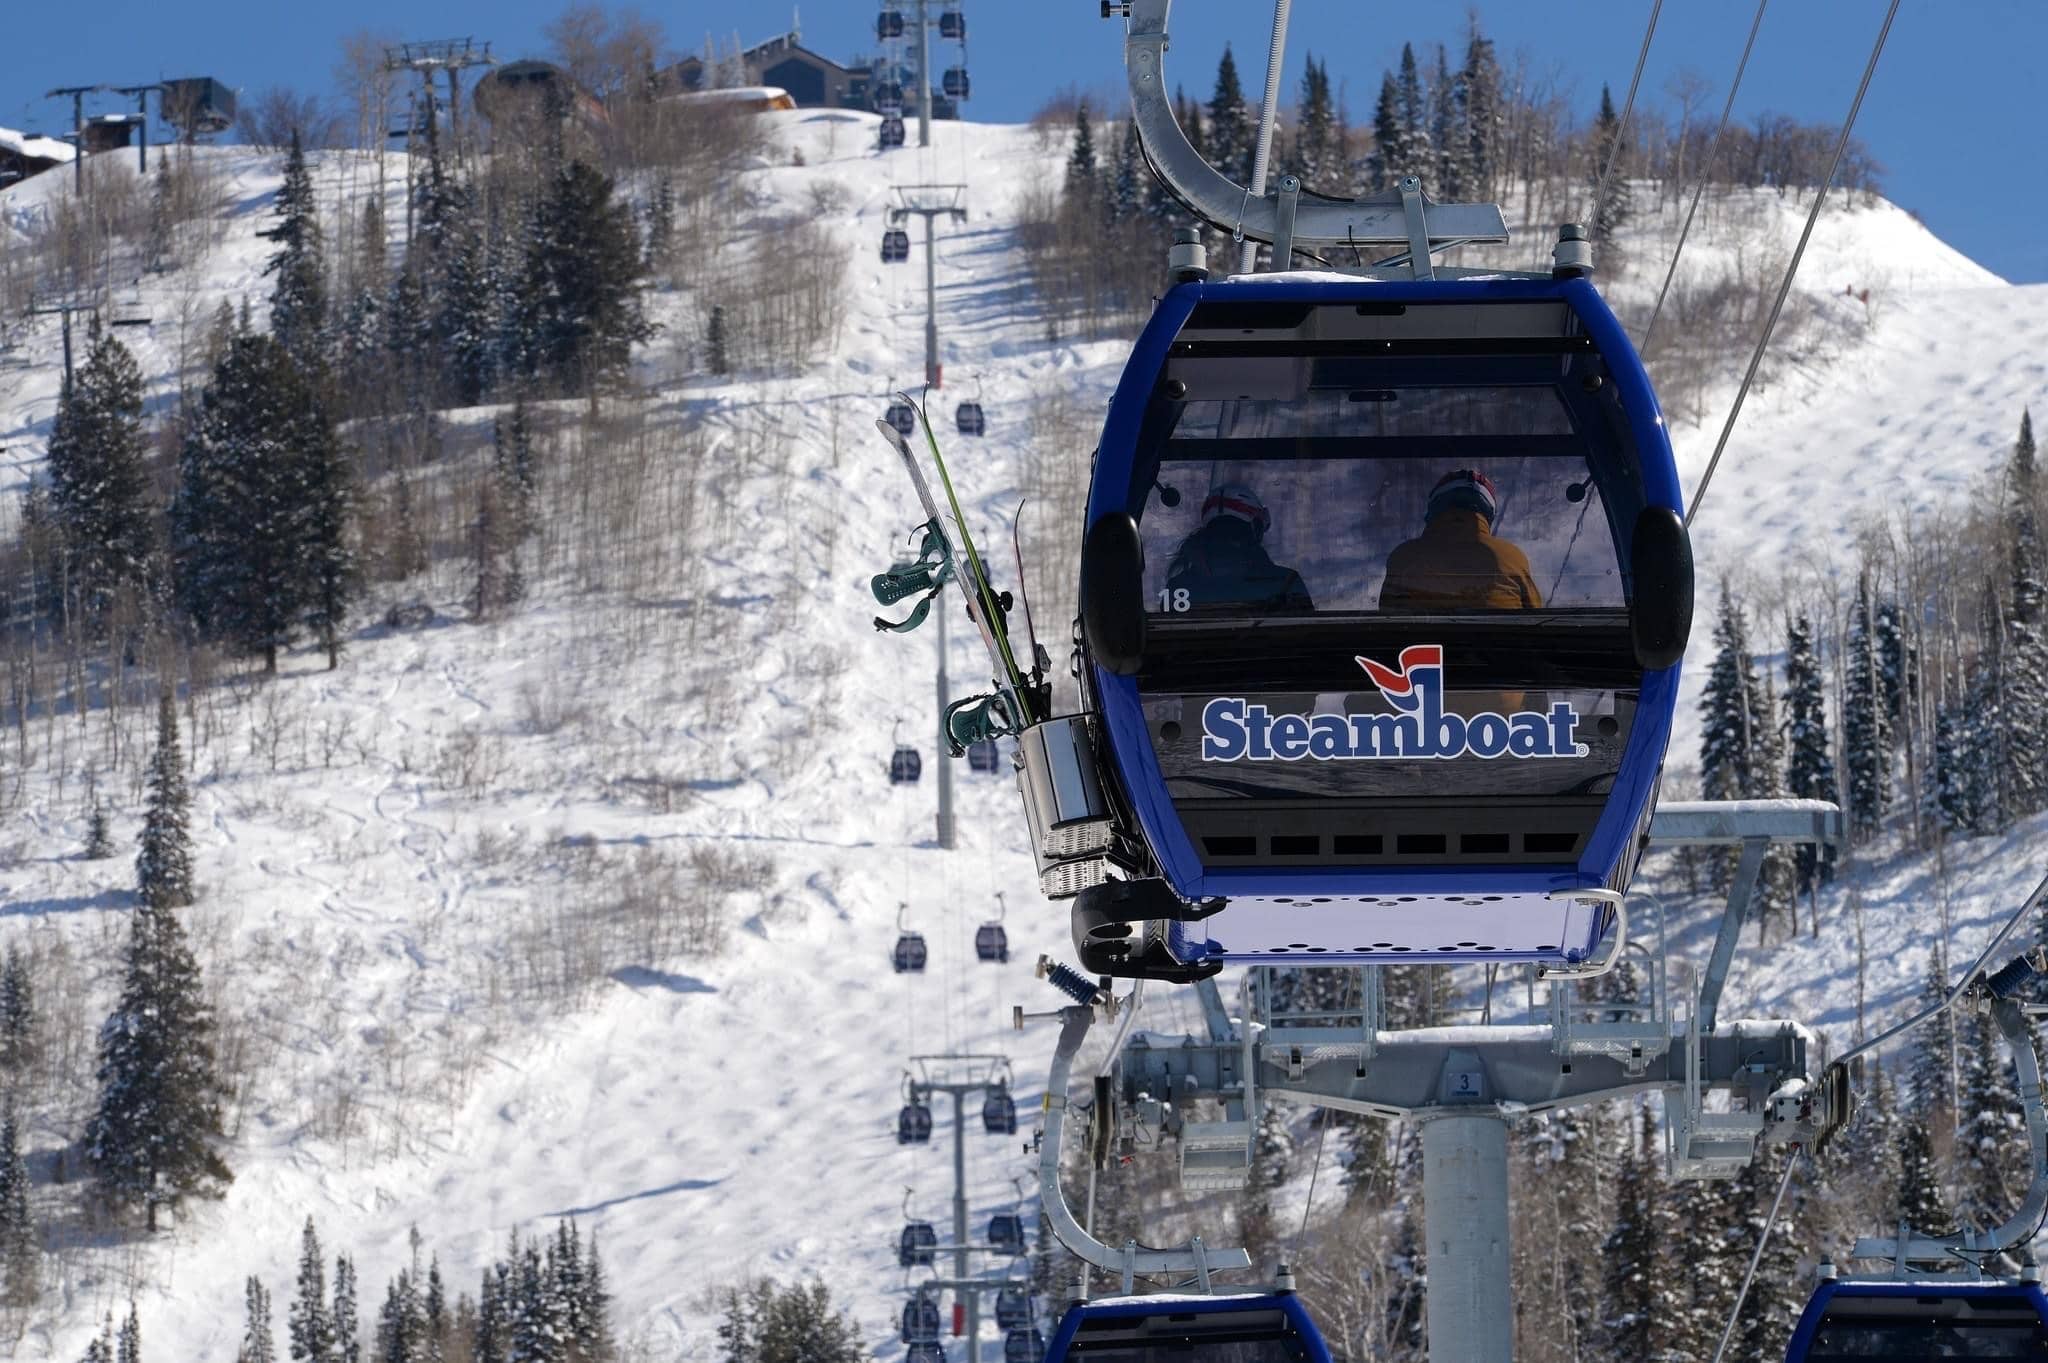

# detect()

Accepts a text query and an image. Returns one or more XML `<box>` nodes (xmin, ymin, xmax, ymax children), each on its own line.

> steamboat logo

<box><xmin>1200</xmin><ymin>645</ymin><xmax>1587</xmax><ymax>762</ymax></box>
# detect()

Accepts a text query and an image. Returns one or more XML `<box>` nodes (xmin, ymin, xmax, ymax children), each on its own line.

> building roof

<box><xmin>0</xmin><ymin>124</ymin><xmax>76</xmax><ymax>165</ymax></box>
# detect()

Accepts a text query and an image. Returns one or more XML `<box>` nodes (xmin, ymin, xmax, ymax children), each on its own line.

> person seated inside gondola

<box><xmin>1166</xmin><ymin>482</ymin><xmax>1314</xmax><ymax>613</ymax></box>
<box><xmin>1379</xmin><ymin>468</ymin><xmax>1544</xmax><ymax>611</ymax></box>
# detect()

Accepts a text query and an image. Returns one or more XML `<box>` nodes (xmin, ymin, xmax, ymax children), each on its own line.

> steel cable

<box><xmin>1710</xmin><ymin>1148</ymin><xmax>1805</xmax><ymax>1363</ymax></box>
<box><xmin>1580</xmin><ymin>0</ymin><xmax>1665</xmax><ymax>262</ymax></box>
<box><xmin>1640</xmin><ymin>0</ymin><xmax>1771</xmax><ymax>353</ymax></box>
<box><xmin>1684</xmin><ymin>0</ymin><xmax>1903</xmax><ymax>529</ymax></box>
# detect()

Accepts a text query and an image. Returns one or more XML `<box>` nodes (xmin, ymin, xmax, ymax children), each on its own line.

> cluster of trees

<box><xmin>232</xmin><ymin>1218</ymin><xmax>614</xmax><ymax>1363</ymax></box>
<box><xmin>713</xmin><ymin>1276</ymin><xmax>866</xmax><ymax>1363</ymax></box>
<box><xmin>1699</xmin><ymin>410</ymin><xmax>2048</xmax><ymax>902</ymax></box>
<box><xmin>1019</xmin><ymin>15</ymin><xmax>1877</xmax><ymax>342</ymax></box>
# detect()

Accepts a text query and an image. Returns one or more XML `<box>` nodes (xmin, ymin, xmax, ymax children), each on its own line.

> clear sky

<box><xmin>5</xmin><ymin>1</ymin><xmax>2042</xmax><ymax>282</ymax></box>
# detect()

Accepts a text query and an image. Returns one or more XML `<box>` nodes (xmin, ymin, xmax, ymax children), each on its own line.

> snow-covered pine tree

<box><xmin>1897</xmin><ymin>1109</ymin><xmax>1955</xmax><ymax>1235</ymax></box>
<box><xmin>243</xmin><ymin>1277</ymin><xmax>278</xmax><ymax>1363</ymax></box>
<box><xmin>1732</xmin><ymin>1150</ymin><xmax>1804</xmax><ymax>1361</ymax></box>
<box><xmin>1668</xmin><ymin>1174</ymin><xmax>1735</xmax><ymax>1361</ymax></box>
<box><xmin>2004</xmin><ymin>411</ymin><xmax>2048</xmax><ymax>815</ymax></box>
<box><xmin>1958</xmin><ymin>1008</ymin><xmax>2029</xmax><ymax>1225</ymax></box>
<box><xmin>173</xmin><ymin>332</ymin><xmax>352</xmax><ymax>672</ymax></box>
<box><xmin>1600</xmin><ymin>1105</ymin><xmax>1658</xmax><ymax>1363</ymax></box>
<box><xmin>753</xmin><ymin>1279</ymin><xmax>865</xmax><ymax>1363</ymax></box>
<box><xmin>1292</xmin><ymin>56</ymin><xmax>1336</xmax><ymax>190</ymax></box>
<box><xmin>1454</xmin><ymin>18</ymin><xmax>1502</xmax><ymax>201</ymax></box>
<box><xmin>0</xmin><ymin>941</ymin><xmax>34</xmax><ymax>1075</ymax></box>
<box><xmin>1965</xmin><ymin>581</ymin><xmax>2011</xmax><ymax>831</ymax></box>
<box><xmin>1393</xmin><ymin>44</ymin><xmax>1428</xmax><ymax>172</ymax></box>
<box><xmin>1750</xmin><ymin>669</ymin><xmax>1800</xmax><ymax>943</ymax></box>
<box><xmin>1064</xmin><ymin>102</ymin><xmax>1098</xmax><ymax>197</ymax></box>
<box><xmin>85</xmin><ymin>893</ymin><xmax>231</xmax><ymax>1228</ymax></box>
<box><xmin>1107</xmin><ymin>118</ymin><xmax>1141</xmax><ymax>224</ymax></box>
<box><xmin>643</xmin><ymin>174</ymin><xmax>675</xmax><ymax>273</ymax></box>
<box><xmin>1206</xmin><ymin>47</ymin><xmax>1252</xmax><ymax>186</ymax></box>
<box><xmin>474</xmin><ymin>1261</ymin><xmax>510</xmax><ymax>1363</ymax></box>
<box><xmin>1843</xmin><ymin>570</ymin><xmax>1892</xmax><ymax>840</ymax></box>
<box><xmin>81</xmin><ymin>1314</ymin><xmax>113</xmax><ymax>1363</ymax></box>
<box><xmin>1426</xmin><ymin>45</ymin><xmax>1463</xmax><ymax>197</ymax></box>
<box><xmin>290</xmin><ymin>1219</ymin><xmax>337</xmax><ymax>1363</ymax></box>
<box><xmin>265</xmin><ymin>130</ymin><xmax>329</xmax><ymax>374</ymax></box>
<box><xmin>705</xmin><ymin>305</ymin><xmax>730</xmax><ymax>377</ymax></box>
<box><xmin>574</xmin><ymin>1232</ymin><xmax>612</xmax><ymax>1363</ymax></box>
<box><xmin>421</xmin><ymin>1257</ymin><xmax>446</xmax><ymax>1363</ymax></box>
<box><xmin>513</xmin><ymin>160</ymin><xmax>651</xmax><ymax>392</ymax></box>
<box><xmin>44</xmin><ymin>322</ymin><xmax>158</xmax><ymax>631</ymax></box>
<box><xmin>0</xmin><ymin>1101</ymin><xmax>36</xmax><ymax>1306</ymax></box>
<box><xmin>1590</xmin><ymin>84</ymin><xmax>1632</xmax><ymax>254</ymax></box>
<box><xmin>377</xmin><ymin>1272</ymin><xmax>420</xmax><ymax>1363</ymax></box>
<box><xmin>334</xmin><ymin>1256</ymin><xmax>360</xmax><ymax>1363</ymax></box>
<box><xmin>116</xmin><ymin>1301</ymin><xmax>139</xmax><ymax>1363</ymax></box>
<box><xmin>85</xmin><ymin>794</ymin><xmax>115</xmax><ymax>860</ymax></box>
<box><xmin>1784</xmin><ymin>613</ymin><xmax>1840</xmax><ymax>896</ymax></box>
<box><xmin>1906</xmin><ymin>945</ymin><xmax>1958</xmax><ymax>1117</ymax></box>
<box><xmin>136</xmin><ymin>690</ymin><xmax>195</xmax><ymax>911</ymax></box>
<box><xmin>1930</xmin><ymin>700</ymin><xmax>1975</xmax><ymax>833</ymax></box>
<box><xmin>1700</xmin><ymin>590</ymin><xmax>1757</xmax><ymax>804</ymax></box>
<box><xmin>436</xmin><ymin>204</ymin><xmax>500</xmax><ymax>406</ymax></box>
<box><xmin>1365</xmin><ymin>74</ymin><xmax>1402</xmax><ymax>191</ymax></box>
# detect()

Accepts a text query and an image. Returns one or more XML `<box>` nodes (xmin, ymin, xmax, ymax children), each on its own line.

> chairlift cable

<box><xmin>1580</xmin><ymin>0</ymin><xmax>1664</xmax><ymax>261</ymax></box>
<box><xmin>1294</xmin><ymin>1100</ymin><xmax>1332</xmax><ymax>1250</ymax></box>
<box><xmin>1709</xmin><ymin>1147</ymin><xmax>1804</xmax><ymax>1363</ymax></box>
<box><xmin>1639</xmin><ymin>0</ymin><xmax>1771</xmax><ymax>354</ymax></box>
<box><xmin>1683</xmin><ymin>0</ymin><xmax>1902</xmax><ymax>530</ymax></box>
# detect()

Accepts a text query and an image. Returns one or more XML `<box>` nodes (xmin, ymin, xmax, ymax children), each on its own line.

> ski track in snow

<box><xmin>0</xmin><ymin>121</ymin><xmax>2044</xmax><ymax>1360</ymax></box>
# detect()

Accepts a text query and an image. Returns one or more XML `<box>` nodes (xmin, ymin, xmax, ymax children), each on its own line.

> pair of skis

<box><xmin>871</xmin><ymin>391</ymin><xmax>1048</xmax><ymax>750</ymax></box>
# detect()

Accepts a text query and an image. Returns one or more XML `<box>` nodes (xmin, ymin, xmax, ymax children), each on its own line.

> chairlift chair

<box><xmin>981</xmin><ymin>1085</ymin><xmax>1017</xmax><ymax>1135</ymax></box>
<box><xmin>986</xmin><ymin>1212</ymin><xmax>1027</xmax><ymax>1257</ymax></box>
<box><xmin>942</xmin><ymin>68</ymin><xmax>971</xmax><ymax>101</ymax></box>
<box><xmin>882</xmin><ymin>229</ymin><xmax>911</xmax><ymax>264</ymax></box>
<box><xmin>995</xmin><ymin>1288</ymin><xmax>1035</xmax><ymax>1332</ymax></box>
<box><xmin>879</xmin><ymin>116</ymin><xmax>907</xmax><ymax>150</ymax></box>
<box><xmin>1784</xmin><ymin>1279</ymin><xmax>2048</xmax><ymax>1361</ymax></box>
<box><xmin>967</xmin><ymin>736</ymin><xmax>1001</xmax><ymax>770</ymax></box>
<box><xmin>1060</xmin><ymin>256</ymin><xmax>1692</xmax><ymax>979</ymax></box>
<box><xmin>975</xmin><ymin>892</ymin><xmax>1009</xmax><ymax>963</ymax></box>
<box><xmin>901</xmin><ymin>1295</ymin><xmax>944</xmax><ymax>1344</ymax></box>
<box><xmin>955</xmin><ymin>400</ymin><xmax>987</xmax><ymax>437</ymax></box>
<box><xmin>894</xmin><ymin>905</ymin><xmax>929</xmax><ymax>973</ymax></box>
<box><xmin>939</xmin><ymin>10</ymin><xmax>967</xmax><ymax>40</ymax></box>
<box><xmin>1041</xmin><ymin>1292</ymin><xmax>1335</xmax><ymax>1363</ymax></box>
<box><xmin>1003</xmin><ymin>1329</ymin><xmax>1044</xmax><ymax>1363</ymax></box>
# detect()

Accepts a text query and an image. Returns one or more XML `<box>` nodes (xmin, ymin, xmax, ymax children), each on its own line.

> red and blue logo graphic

<box><xmin>1200</xmin><ymin>645</ymin><xmax>1586</xmax><ymax>762</ymax></box>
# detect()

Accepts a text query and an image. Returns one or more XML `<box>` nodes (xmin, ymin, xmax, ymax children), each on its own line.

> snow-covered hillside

<box><xmin>1</xmin><ymin>109</ymin><xmax>2045</xmax><ymax>1363</ymax></box>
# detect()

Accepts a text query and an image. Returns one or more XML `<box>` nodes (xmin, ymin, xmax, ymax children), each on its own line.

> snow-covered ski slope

<box><xmin>0</xmin><ymin>111</ymin><xmax>2044</xmax><ymax>1361</ymax></box>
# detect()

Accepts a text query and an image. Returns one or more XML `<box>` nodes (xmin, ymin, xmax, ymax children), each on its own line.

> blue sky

<box><xmin>5</xmin><ymin>1</ymin><xmax>2042</xmax><ymax>281</ymax></box>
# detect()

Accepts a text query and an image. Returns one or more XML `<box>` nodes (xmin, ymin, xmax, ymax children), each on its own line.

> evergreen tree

<box><xmin>85</xmin><ymin>795</ymin><xmax>115</xmax><ymax>860</ymax></box>
<box><xmin>173</xmin><ymin>332</ymin><xmax>354</xmax><ymax>672</ymax></box>
<box><xmin>1394</xmin><ymin>44</ymin><xmax>1427</xmax><ymax>171</ymax></box>
<box><xmin>2005</xmin><ymin>409</ymin><xmax>2048</xmax><ymax>813</ymax></box>
<box><xmin>422</xmin><ymin>1257</ymin><xmax>447</xmax><ymax>1363</ymax></box>
<box><xmin>436</xmin><ymin>206</ymin><xmax>500</xmax><ymax>406</ymax></box>
<box><xmin>136</xmin><ymin>690</ymin><xmax>195</xmax><ymax>911</ymax></box>
<box><xmin>742</xmin><ymin>1278</ymin><xmax>864</xmax><ymax>1363</ymax></box>
<box><xmin>1732</xmin><ymin>1151</ymin><xmax>1803</xmax><ymax>1362</ymax></box>
<box><xmin>84</xmin><ymin>894</ymin><xmax>231</xmax><ymax>1228</ymax></box>
<box><xmin>378</xmin><ymin>1272</ymin><xmax>420</xmax><ymax>1363</ymax></box>
<box><xmin>1291</xmin><ymin>56</ymin><xmax>1337</xmax><ymax>189</ymax></box>
<box><xmin>643</xmin><ymin>174</ymin><xmax>676</xmax><ymax>273</ymax></box>
<box><xmin>494</xmin><ymin>402</ymin><xmax>538</xmax><ymax>541</ymax></box>
<box><xmin>1843</xmin><ymin>570</ymin><xmax>1892</xmax><ymax>840</ymax></box>
<box><xmin>1107</xmin><ymin>118</ymin><xmax>1142</xmax><ymax>224</ymax></box>
<box><xmin>1965</xmin><ymin>582</ymin><xmax>2012</xmax><ymax>832</ymax></box>
<box><xmin>1669</xmin><ymin>1175</ymin><xmax>1737</xmax><ymax>1362</ymax></box>
<box><xmin>265</xmin><ymin>130</ymin><xmax>329</xmax><ymax>372</ymax></box>
<box><xmin>335</xmin><ymin>1256</ymin><xmax>361</xmax><ymax>1363</ymax></box>
<box><xmin>81</xmin><ymin>1315</ymin><xmax>113</xmax><ymax>1363</ymax></box>
<box><xmin>1959</xmin><ymin>1008</ymin><xmax>2028</xmax><ymax>1224</ymax></box>
<box><xmin>291</xmin><ymin>1219</ymin><xmax>337</xmax><ymax>1363</ymax></box>
<box><xmin>1590</xmin><ymin>84</ymin><xmax>1633</xmax><ymax>252</ymax></box>
<box><xmin>0</xmin><ymin>1102</ymin><xmax>36</xmax><ymax>1306</ymax></box>
<box><xmin>1454</xmin><ymin>19</ymin><xmax>1502</xmax><ymax>200</ymax></box>
<box><xmin>1749</xmin><ymin>671</ymin><xmax>1800</xmax><ymax>942</ymax></box>
<box><xmin>513</xmin><ymin>161</ymin><xmax>653</xmax><ymax>392</ymax></box>
<box><xmin>1600</xmin><ymin>1106</ymin><xmax>1658</xmax><ymax>1363</ymax></box>
<box><xmin>1205</xmin><ymin>46</ymin><xmax>1252</xmax><ymax>185</ymax></box>
<box><xmin>1365</xmin><ymin>74</ymin><xmax>1403</xmax><ymax>191</ymax></box>
<box><xmin>1783</xmin><ymin>613</ymin><xmax>1841</xmax><ymax>893</ymax></box>
<box><xmin>1700</xmin><ymin>590</ymin><xmax>1758</xmax><ymax>805</ymax></box>
<box><xmin>1064</xmin><ymin>103</ymin><xmax>1098</xmax><ymax>198</ymax></box>
<box><xmin>1426</xmin><ymin>45</ymin><xmax>1462</xmax><ymax>196</ymax></box>
<box><xmin>1906</xmin><ymin>946</ymin><xmax>1958</xmax><ymax>1117</ymax></box>
<box><xmin>44</xmin><ymin>323</ymin><xmax>158</xmax><ymax>630</ymax></box>
<box><xmin>1931</xmin><ymin>698</ymin><xmax>1976</xmax><ymax>834</ymax></box>
<box><xmin>1897</xmin><ymin>1110</ymin><xmax>1954</xmax><ymax>1235</ymax></box>
<box><xmin>117</xmin><ymin>1301</ymin><xmax>140</xmax><ymax>1363</ymax></box>
<box><xmin>243</xmin><ymin>1277</ymin><xmax>278</xmax><ymax>1363</ymax></box>
<box><xmin>705</xmin><ymin>305</ymin><xmax>730</xmax><ymax>377</ymax></box>
<box><xmin>0</xmin><ymin>942</ymin><xmax>35</xmax><ymax>1076</ymax></box>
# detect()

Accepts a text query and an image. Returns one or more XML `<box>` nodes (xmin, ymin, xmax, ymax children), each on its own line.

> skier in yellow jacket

<box><xmin>1380</xmin><ymin>469</ymin><xmax>1544</xmax><ymax>611</ymax></box>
